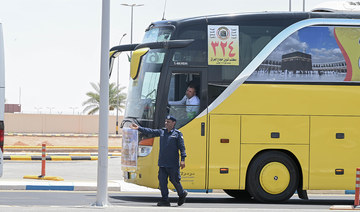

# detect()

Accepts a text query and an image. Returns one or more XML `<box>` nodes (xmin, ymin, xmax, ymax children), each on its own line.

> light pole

<box><xmin>46</xmin><ymin>107</ymin><xmax>54</xmax><ymax>114</ymax></box>
<box><xmin>289</xmin><ymin>0</ymin><xmax>292</xmax><ymax>11</ymax></box>
<box><xmin>69</xmin><ymin>107</ymin><xmax>78</xmax><ymax>115</ymax></box>
<box><xmin>34</xmin><ymin>107</ymin><xmax>42</xmax><ymax>114</ymax></box>
<box><xmin>303</xmin><ymin>0</ymin><xmax>305</xmax><ymax>12</ymax></box>
<box><xmin>95</xmin><ymin>0</ymin><xmax>110</xmax><ymax>206</ymax></box>
<box><xmin>116</xmin><ymin>33</ymin><xmax>127</xmax><ymax>135</ymax></box>
<box><xmin>121</xmin><ymin>3</ymin><xmax>144</xmax><ymax>45</ymax></box>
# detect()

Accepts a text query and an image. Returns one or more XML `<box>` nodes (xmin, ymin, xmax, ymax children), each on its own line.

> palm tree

<box><xmin>82</xmin><ymin>82</ymin><xmax>126</xmax><ymax>115</ymax></box>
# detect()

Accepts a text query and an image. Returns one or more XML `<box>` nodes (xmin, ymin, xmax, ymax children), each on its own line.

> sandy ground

<box><xmin>4</xmin><ymin>135</ymin><xmax>122</xmax><ymax>147</ymax></box>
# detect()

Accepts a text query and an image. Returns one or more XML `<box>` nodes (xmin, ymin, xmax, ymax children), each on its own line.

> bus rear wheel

<box><xmin>246</xmin><ymin>151</ymin><xmax>299</xmax><ymax>203</ymax></box>
<box><xmin>223</xmin><ymin>189</ymin><xmax>252</xmax><ymax>200</ymax></box>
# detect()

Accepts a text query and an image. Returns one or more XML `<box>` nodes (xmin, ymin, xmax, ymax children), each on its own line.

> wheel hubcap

<box><xmin>259</xmin><ymin>162</ymin><xmax>290</xmax><ymax>195</ymax></box>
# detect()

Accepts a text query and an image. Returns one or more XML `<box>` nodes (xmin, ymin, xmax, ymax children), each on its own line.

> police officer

<box><xmin>130</xmin><ymin>115</ymin><xmax>188</xmax><ymax>207</ymax></box>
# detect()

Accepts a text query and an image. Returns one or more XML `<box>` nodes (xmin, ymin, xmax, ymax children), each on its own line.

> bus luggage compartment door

<box><xmin>310</xmin><ymin>116</ymin><xmax>360</xmax><ymax>190</ymax></box>
<box><xmin>208</xmin><ymin>115</ymin><xmax>240</xmax><ymax>189</ymax></box>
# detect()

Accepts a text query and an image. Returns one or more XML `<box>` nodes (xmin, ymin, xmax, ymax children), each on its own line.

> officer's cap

<box><xmin>166</xmin><ymin>115</ymin><xmax>177</xmax><ymax>122</ymax></box>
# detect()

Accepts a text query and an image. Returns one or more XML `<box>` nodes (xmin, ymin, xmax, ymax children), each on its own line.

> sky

<box><xmin>0</xmin><ymin>0</ymin><xmax>342</xmax><ymax>115</ymax></box>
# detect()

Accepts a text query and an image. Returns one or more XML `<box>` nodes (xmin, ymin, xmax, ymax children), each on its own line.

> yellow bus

<box><xmin>110</xmin><ymin>11</ymin><xmax>360</xmax><ymax>202</ymax></box>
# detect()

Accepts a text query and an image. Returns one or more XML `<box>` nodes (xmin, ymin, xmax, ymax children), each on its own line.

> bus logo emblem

<box><xmin>217</xmin><ymin>27</ymin><xmax>230</xmax><ymax>40</ymax></box>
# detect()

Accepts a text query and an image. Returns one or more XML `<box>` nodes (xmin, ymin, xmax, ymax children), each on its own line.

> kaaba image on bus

<box><xmin>281</xmin><ymin>51</ymin><xmax>312</xmax><ymax>73</ymax></box>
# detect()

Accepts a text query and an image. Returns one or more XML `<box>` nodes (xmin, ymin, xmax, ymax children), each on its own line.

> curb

<box><xmin>5</xmin><ymin>153</ymin><xmax>122</xmax><ymax>156</ymax></box>
<box><xmin>3</xmin><ymin>155</ymin><xmax>122</xmax><ymax>161</ymax></box>
<box><xmin>5</xmin><ymin>146</ymin><xmax>121</xmax><ymax>148</ymax></box>
<box><xmin>23</xmin><ymin>175</ymin><xmax>64</xmax><ymax>181</ymax></box>
<box><xmin>5</xmin><ymin>132</ymin><xmax>122</xmax><ymax>138</ymax></box>
<box><xmin>4</xmin><ymin>146</ymin><xmax>122</xmax><ymax>150</ymax></box>
<box><xmin>345</xmin><ymin>190</ymin><xmax>356</xmax><ymax>194</ymax></box>
<box><xmin>4</xmin><ymin>155</ymin><xmax>99</xmax><ymax>161</ymax></box>
<box><xmin>0</xmin><ymin>180</ymin><xmax>121</xmax><ymax>191</ymax></box>
<box><xmin>308</xmin><ymin>190</ymin><xmax>355</xmax><ymax>195</ymax></box>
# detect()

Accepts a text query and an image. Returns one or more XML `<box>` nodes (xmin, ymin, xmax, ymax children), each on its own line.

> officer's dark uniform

<box><xmin>138</xmin><ymin>117</ymin><xmax>186</xmax><ymax>203</ymax></box>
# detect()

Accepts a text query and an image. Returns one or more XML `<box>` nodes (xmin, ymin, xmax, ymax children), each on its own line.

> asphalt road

<box><xmin>1</xmin><ymin>158</ymin><xmax>123</xmax><ymax>181</ymax></box>
<box><xmin>0</xmin><ymin>191</ymin><xmax>356</xmax><ymax>211</ymax></box>
<box><xmin>0</xmin><ymin>158</ymin><xmax>357</xmax><ymax>211</ymax></box>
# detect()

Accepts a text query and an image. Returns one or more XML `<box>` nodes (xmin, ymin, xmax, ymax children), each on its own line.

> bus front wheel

<box><xmin>246</xmin><ymin>151</ymin><xmax>299</xmax><ymax>203</ymax></box>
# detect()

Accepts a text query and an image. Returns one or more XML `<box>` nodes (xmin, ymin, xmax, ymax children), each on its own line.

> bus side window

<box><xmin>168</xmin><ymin>73</ymin><xmax>201</xmax><ymax>128</ymax></box>
<box><xmin>252</xmin><ymin>36</ymin><xmax>272</xmax><ymax>58</ymax></box>
<box><xmin>208</xmin><ymin>84</ymin><xmax>227</xmax><ymax>105</ymax></box>
<box><xmin>239</xmin><ymin>32</ymin><xmax>252</xmax><ymax>71</ymax></box>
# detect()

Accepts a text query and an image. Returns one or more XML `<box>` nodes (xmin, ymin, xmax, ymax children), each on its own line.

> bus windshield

<box><xmin>143</xmin><ymin>25</ymin><xmax>174</xmax><ymax>43</ymax></box>
<box><xmin>124</xmin><ymin>49</ymin><xmax>165</xmax><ymax>127</ymax></box>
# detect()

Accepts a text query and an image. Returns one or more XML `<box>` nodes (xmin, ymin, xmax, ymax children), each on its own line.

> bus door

<box><xmin>167</xmin><ymin>68</ymin><xmax>208</xmax><ymax>189</ymax></box>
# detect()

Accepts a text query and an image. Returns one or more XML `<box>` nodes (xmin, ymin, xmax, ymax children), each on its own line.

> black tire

<box><xmin>223</xmin><ymin>189</ymin><xmax>252</xmax><ymax>200</ymax></box>
<box><xmin>246</xmin><ymin>151</ymin><xmax>299</xmax><ymax>203</ymax></box>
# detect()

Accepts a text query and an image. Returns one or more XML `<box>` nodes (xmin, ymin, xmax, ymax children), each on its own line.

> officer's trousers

<box><xmin>158</xmin><ymin>166</ymin><xmax>184</xmax><ymax>201</ymax></box>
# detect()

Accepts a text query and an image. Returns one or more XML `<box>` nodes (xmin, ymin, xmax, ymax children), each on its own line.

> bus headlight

<box><xmin>138</xmin><ymin>145</ymin><xmax>152</xmax><ymax>157</ymax></box>
<box><xmin>138</xmin><ymin>138</ymin><xmax>154</xmax><ymax>157</ymax></box>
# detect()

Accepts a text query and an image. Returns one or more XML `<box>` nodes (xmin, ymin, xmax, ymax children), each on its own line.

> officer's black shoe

<box><xmin>178</xmin><ymin>190</ymin><xmax>188</xmax><ymax>206</ymax></box>
<box><xmin>157</xmin><ymin>200</ymin><xmax>171</xmax><ymax>207</ymax></box>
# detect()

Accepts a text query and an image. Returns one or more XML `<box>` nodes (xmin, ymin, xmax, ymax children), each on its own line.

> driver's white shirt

<box><xmin>169</xmin><ymin>95</ymin><xmax>200</xmax><ymax>113</ymax></box>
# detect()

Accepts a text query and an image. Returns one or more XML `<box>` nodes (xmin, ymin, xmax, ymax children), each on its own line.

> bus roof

<box><xmin>150</xmin><ymin>11</ymin><xmax>360</xmax><ymax>28</ymax></box>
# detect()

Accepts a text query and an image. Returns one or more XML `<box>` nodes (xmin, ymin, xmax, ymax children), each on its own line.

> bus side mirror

<box><xmin>109</xmin><ymin>50</ymin><xmax>120</xmax><ymax>78</ymax></box>
<box><xmin>130</xmin><ymin>48</ymin><xmax>149</xmax><ymax>80</ymax></box>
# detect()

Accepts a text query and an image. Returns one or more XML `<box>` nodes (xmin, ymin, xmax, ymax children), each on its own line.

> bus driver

<box><xmin>169</xmin><ymin>85</ymin><xmax>200</xmax><ymax>119</ymax></box>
